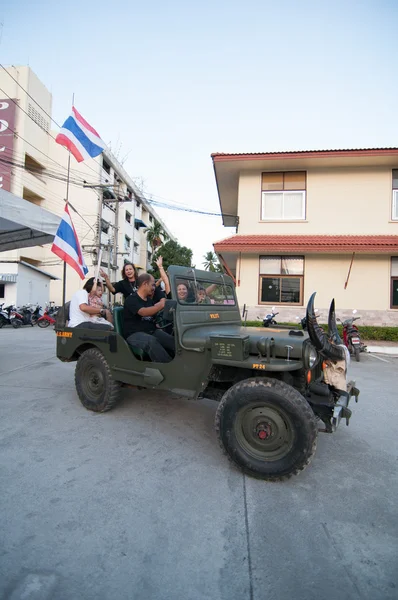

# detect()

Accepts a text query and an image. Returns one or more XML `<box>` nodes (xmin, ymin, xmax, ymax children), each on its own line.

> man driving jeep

<box><xmin>123</xmin><ymin>273</ymin><xmax>175</xmax><ymax>363</ymax></box>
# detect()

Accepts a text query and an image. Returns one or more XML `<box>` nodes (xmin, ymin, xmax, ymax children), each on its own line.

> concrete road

<box><xmin>0</xmin><ymin>327</ymin><xmax>397</xmax><ymax>600</ymax></box>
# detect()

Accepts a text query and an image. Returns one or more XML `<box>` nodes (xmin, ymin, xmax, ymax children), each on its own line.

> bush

<box><xmin>242</xmin><ymin>321</ymin><xmax>398</xmax><ymax>342</ymax></box>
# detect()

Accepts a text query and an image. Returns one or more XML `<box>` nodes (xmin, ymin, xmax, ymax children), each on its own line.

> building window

<box><xmin>259</xmin><ymin>256</ymin><xmax>304</xmax><ymax>304</ymax></box>
<box><xmin>0</xmin><ymin>283</ymin><xmax>4</xmax><ymax>299</ymax></box>
<box><xmin>147</xmin><ymin>251</ymin><xmax>152</xmax><ymax>261</ymax></box>
<box><xmin>102</xmin><ymin>158</ymin><xmax>111</xmax><ymax>175</ymax></box>
<box><xmin>125</xmin><ymin>211</ymin><xmax>131</xmax><ymax>224</ymax></box>
<box><xmin>124</xmin><ymin>235</ymin><xmax>131</xmax><ymax>251</ymax></box>
<box><xmin>101</xmin><ymin>219</ymin><xmax>110</xmax><ymax>234</ymax></box>
<box><xmin>392</xmin><ymin>170</ymin><xmax>398</xmax><ymax>220</ymax></box>
<box><xmin>134</xmin><ymin>242</ymin><xmax>139</xmax><ymax>253</ymax></box>
<box><xmin>149</xmin><ymin>214</ymin><xmax>153</xmax><ymax>223</ymax></box>
<box><xmin>136</xmin><ymin>199</ymin><xmax>141</xmax><ymax>208</ymax></box>
<box><xmin>25</xmin><ymin>154</ymin><xmax>45</xmax><ymax>181</ymax></box>
<box><xmin>391</xmin><ymin>257</ymin><xmax>398</xmax><ymax>308</ymax></box>
<box><xmin>261</xmin><ymin>172</ymin><xmax>306</xmax><ymax>220</ymax></box>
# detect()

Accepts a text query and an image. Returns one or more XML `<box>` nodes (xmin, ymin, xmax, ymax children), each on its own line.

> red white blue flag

<box><xmin>51</xmin><ymin>204</ymin><xmax>88</xmax><ymax>279</ymax></box>
<box><xmin>55</xmin><ymin>106</ymin><xmax>105</xmax><ymax>163</ymax></box>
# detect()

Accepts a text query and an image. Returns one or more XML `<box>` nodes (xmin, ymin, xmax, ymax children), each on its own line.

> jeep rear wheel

<box><xmin>215</xmin><ymin>377</ymin><xmax>318</xmax><ymax>481</ymax></box>
<box><xmin>75</xmin><ymin>348</ymin><xmax>121</xmax><ymax>412</ymax></box>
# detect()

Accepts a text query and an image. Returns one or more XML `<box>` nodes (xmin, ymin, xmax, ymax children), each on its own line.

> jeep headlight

<box><xmin>308</xmin><ymin>346</ymin><xmax>318</xmax><ymax>368</ymax></box>
<box><xmin>304</xmin><ymin>343</ymin><xmax>318</xmax><ymax>369</ymax></box>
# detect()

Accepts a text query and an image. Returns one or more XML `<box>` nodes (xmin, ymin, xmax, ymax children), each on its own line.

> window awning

<box><xmin>0</xmin><ymin>273</ymin><xmax>17</xmax><ymax>283</ymax></box>
<box><xmin>134</xmin><ymin>218</ymin><xmax>147</xmax><ymax>228</ymax></box>
<box><xmin>0</xmin><ymin>188</ymin><xmax>60</xmax><ymax>251</ymax></box>
<box><xmin>214</xmin><ymin>234</ymin><xmax>398</xmax><ymax>254</ymax></box>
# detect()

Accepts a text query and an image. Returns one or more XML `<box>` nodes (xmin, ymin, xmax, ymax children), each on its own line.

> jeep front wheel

<box><xmin>215</xmin><ymin>377</ymin><xmax>318</xmax><ymax>481</ymax></box>
<box><xmin>75</xmin><ymin>348</ymin><xmax>121</xmax><ymax>412</ymax></box>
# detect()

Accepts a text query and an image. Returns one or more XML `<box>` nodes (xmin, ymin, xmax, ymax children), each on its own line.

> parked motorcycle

<box><xmin>260</xmin><ymin>307</ymin><xmax>279</xmax><ymax>327</ymax></box>
<box><xmin>0</xmin><ymin>303</ymin><xmax>14</xmax><ymax>328</ymax></box>
<box><xmin>37</xmin><ymin>305</ymin><xmax>59</xmax><ymax>328</ymax></box>
<box><xmin>10</xmin><ymin>305</ymin><xmax>35</xmax><ymax>328</ymax></box>
<box><xmin>338</xmin><ymin>310</ymin><xmax>367</xmax><ymax>362</ymax></box>
<box><xmin>31</xmin><ymin>305</ymin><xmax>43</xmax><ymax>325</ymax></box>
<box><xmin>296</xmin><ymin>308</ymin><xmax>319</xmax><ymax>331</ymax></box>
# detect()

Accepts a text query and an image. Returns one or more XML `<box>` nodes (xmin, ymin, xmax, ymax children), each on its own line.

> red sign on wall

<box><xmin>0</xmin><ymin>99</ymin><xmax>16</xmax><ymax>192</ymax></box>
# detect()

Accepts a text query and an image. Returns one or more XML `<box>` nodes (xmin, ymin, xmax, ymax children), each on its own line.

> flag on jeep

<box><xmin>51</xmin><ymin>204</ymin><xmax>88</xmax><ymax>279</ymax></box>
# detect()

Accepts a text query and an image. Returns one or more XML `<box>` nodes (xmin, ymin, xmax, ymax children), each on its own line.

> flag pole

<box><xmin>62</xmin><ymin>93</ymin><xmax>74</xmax><ymax>307</ymax></box>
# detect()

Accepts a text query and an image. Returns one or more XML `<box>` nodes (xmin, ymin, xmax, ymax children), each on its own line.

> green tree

<box><xmin>151</xmin><ymin>240</ymin><xmax>193</xmax><ymax>278</ymax></box>
<box><xmin>203</xmin><ymin>251</ymin><xmax>223</xmax><ymax>272</ymax></box>
<box><xmin>145</xmin><ymin>221</ymin><xmax>168</xmax><ymax>253</ymax></box>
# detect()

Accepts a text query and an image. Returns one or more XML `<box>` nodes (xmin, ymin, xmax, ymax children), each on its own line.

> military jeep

<box><xmin>56</xmin><ymin>266</ymin><xmax>359</xmax><ymax>481</ymax></box>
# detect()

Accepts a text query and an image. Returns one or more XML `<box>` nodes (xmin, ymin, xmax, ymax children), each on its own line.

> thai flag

<box><xmin>55</xmin><ymin>107</ymin><xmax>105</xmax><ymax>163</ymax></box>
<box><xmin>51</xmin><ymin>204</ymin><xmax>89</xmax><ymax>280</ymax></box>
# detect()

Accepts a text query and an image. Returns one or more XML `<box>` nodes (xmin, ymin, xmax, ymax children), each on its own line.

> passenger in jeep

<box><xmin>123</xmin><ymin>273</ymin><xmax>175</xmax><ymax>363</ymax></box>
<box><xmin>68</xmin><ymin>278</ymin><xmax>113</xmax><ymax>330</ymax></box>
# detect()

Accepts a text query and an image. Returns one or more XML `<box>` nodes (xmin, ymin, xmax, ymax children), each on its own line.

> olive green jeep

<box><xmin>56</xmin><ymin>266</ymin><xmax>359</xmax><ymax>481</ymax></box>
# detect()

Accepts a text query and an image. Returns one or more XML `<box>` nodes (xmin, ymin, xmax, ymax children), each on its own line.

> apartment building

<box><xmin>212</xmin><ymin>149</ymin><xmax>398</xmax><ymax>325</ymax></box>
<box><xmin>0</xmin><ymin>65</ymin><xmax>174</xmax><ymax>305</ymax></box>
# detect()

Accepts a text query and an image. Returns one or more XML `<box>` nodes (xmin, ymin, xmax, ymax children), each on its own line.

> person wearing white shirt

<box><xmin>68</xmin><ymin>278</ymin><xmax>113</xmax><ymax>329</ymax></box>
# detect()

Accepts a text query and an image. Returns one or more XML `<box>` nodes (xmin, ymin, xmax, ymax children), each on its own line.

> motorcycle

<box><xmin>10</xmin><ymin>305</ymin><xmax>35</xmax><ymax>328</ymax></box>
<box><xmin>37</xmin><ymin>305</ymin><xmax>59</xmax><ymax>328</ymax></box>
<box><xmin>0</xmin><ymin>303</ymin><xmax>14</xmax><ymax>328</ymax></box>
<box><xmin>260</xmin><ymin>306</ymin><xmax>279</xmax><ymax>327</ymax></box>
<box><xmin>338</xmin><ymin>310</ymin><xmax>367</xmax><ymax>362</ymax></box>
<box><xmin>296</xmin><ymin>308</ymin><xmax>319</xmax><ymax>331</ymax></box>
<box><xmin>31</xmin><ymin>304</ymin><xmax>42</xmax><ymax>325</ymax></box>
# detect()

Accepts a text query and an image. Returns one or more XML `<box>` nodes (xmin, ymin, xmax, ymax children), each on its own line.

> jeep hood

<box><xmin>181</xmin><ymin>324</ymin><xmax>309</xmax><ymax>358</ymax></box>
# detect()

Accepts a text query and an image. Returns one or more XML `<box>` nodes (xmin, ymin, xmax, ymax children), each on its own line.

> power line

<box><xmin>0</xmin><ymin>158</ymin><xmax>98</xmax><ymax>238</ymax></box>
<box><xmin>0</xmin><ymin>71</ymin><xmax>234</xmax><ymax>222</ymax></box>
<box><xmin>1</xmin><ymin>63</ymin><xmax>60</xmax><ymax>128</ymax></box>
<box><xmin>0</xmin><ymin>72</ymin><xmax>103</xmax><ymax>181</ymax></box>
<box><xmin>0</xmin><ymin>90</ymin><xmax>99</xmax><ymax>184</ymax></box>
<box><xmin>0</xmin><ymin>156</ymin><xmax>91</xmax><ymax>186</ymax></box>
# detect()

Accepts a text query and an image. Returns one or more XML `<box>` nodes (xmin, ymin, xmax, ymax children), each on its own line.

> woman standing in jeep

<box><xmin>101</xmin><ymin>257</ymin><xmax>170</xmax><ymax>302</ymax></box>
<box><xmin>100</xmin><ymin>262</ymin><xmax>139</xmax><ymax>300</ymax></box>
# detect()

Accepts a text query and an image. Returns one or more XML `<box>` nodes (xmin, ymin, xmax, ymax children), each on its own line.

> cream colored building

<box><xmin>0</xmin><ymin>66</ymin><xmax>174</xmax><ymax>306</ymax></box>
<box><xmin>212</xmin><ymin>149</ymin><xmax>398</xmax><ymax>325</ymax></box>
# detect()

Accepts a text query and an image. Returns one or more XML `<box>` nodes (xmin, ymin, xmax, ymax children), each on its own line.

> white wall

<box><xmin>1</xmin><ymin>282</ymin><xmax>17</xmax><ymax>306</ymax></box>
<box><xmin>0</xmin><ymin>263</ymin><xmax>18</xmax><ymax>305</ymax></box>
<box><xmin>236</xmin><ymin>253</ymin><xmax>398</xmax><ymax>326</ymax></box>
<box><xmin>16</xmin><ymin>264</ymin><xmax>52</xmax><ymax>307</ymax></box>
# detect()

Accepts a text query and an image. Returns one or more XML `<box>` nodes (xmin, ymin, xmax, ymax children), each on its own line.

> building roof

<box><xmin>0</xmin><ymin>260</ymin><xmax>59</xmax><ymax>280</ymax></box>
<box><xmin>212</xmin><ymin>148</ymin><xmax>398</xmax><ymax>161</ymax></box>
<box><xmin>212</xmin><ymin>148</ymin><xmax>398</xmax><ymax>226</ymax></box>
<box><xmin>213</xmin><ymin>235</ymin><xmax>398</xmax><ymax>254</ymax></box>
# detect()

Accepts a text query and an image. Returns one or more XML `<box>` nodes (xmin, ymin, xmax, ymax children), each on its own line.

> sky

<box><xmin>1</xmin><ymin>0</ymin><xmax>397</xmax><ymax>267</ymax></box>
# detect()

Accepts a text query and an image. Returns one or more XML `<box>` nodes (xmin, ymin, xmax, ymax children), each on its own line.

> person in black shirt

<box><xmin>124</xmin><ymin>273</ymin><xmax>175</xmax><ymax>363</ymax></box>
<box><xmin>101</xmin><ymin>257</ymin><xmax>170</xmax><ymax>303</ymax></box>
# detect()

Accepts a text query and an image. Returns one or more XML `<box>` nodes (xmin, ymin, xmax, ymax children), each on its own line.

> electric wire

<box><xmin>1</xmin><ymin>69</ymin><xmax>230</xmax><ymax>217</ymax></box>
<box><xmin>1</xmin><ymin>71</ymin><xmax>234</xmax><ymax>222</ymax></box>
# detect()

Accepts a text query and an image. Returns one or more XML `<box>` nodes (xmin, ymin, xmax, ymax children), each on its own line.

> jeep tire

<box><xmin>215</xmin><ymin>377</ymin><xmax>318</xmax><ymax>481</ymax></box>
<box><xmin>75</xmin><ymin>348</ymin><xmax>121</xmax><ymax>412</ymax></box>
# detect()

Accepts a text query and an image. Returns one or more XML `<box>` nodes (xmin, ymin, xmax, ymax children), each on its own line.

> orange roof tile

<box><xmin>213</xmin><ymin>235</ymin><xmax>398</xmax><ymax>254</ymax></box>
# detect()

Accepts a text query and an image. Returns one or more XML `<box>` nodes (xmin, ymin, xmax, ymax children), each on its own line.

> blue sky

<box><xmin>2</xmin><ymin>0</ymin><xmax>397</xmax><ymax>265</ymax></box>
